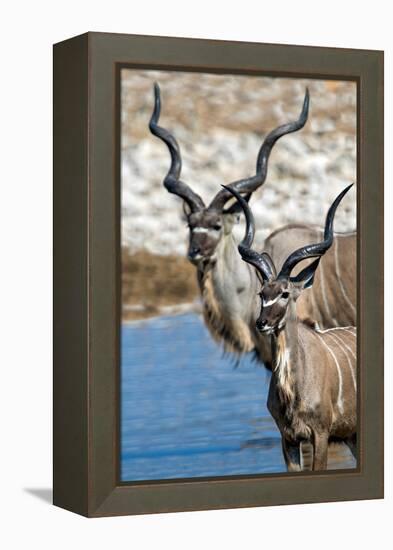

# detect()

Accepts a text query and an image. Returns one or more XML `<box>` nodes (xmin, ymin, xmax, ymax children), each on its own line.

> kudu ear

<box><xmin>223</xmin><ymin>193</ymin><xmax>252</xmax><ymax>215</ymax></box>
<box><xmin>290</xmin><ymin>258</ymin><xmax>321</xmax><ymax>291</ymax></box>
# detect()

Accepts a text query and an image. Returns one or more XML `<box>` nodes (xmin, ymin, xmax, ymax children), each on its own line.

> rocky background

<box><xmin>121</xmin><ymin>70</ymin><xmax>356</xmax><ymax>319</ymax></box>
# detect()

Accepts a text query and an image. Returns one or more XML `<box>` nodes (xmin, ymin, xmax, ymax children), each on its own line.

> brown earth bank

<box><xmin>122</xmin><ymin>248</ymin><xmax>199</xmax><ymax>321</ymax></box>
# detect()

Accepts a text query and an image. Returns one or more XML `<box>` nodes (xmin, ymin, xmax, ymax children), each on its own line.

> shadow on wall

<box><xmin>24</xmin><ymin>488</ymin><xmax>53</xmax><ymax>505</ymax></box>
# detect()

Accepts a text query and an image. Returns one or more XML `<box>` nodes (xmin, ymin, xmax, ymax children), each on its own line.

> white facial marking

<box><xmin>262</xmin><ymin>296</ymin><xmax>280</xmax><ymax>307</ymax></box>
<box><xmin>192</xmin><ymin>227</ymin><xmax>209</xmax><ymax>234</ymax></box>
<box><xmin>192</xmin><ymin>227</ymin><xmax>218</xmax><ymax>235</ymax></box>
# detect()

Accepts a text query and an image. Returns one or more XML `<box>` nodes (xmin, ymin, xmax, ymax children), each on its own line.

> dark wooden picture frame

<box><xmin>53</xmin><ymin>32</ymin><xmax>384</xmax><ymax>517</ymax></box>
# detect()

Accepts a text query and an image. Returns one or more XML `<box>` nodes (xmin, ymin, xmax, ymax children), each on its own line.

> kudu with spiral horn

<box><xmin>149</xmin><ymin>83</ymin><xmax>310</xmax><ymax>359</ymax></box>
<box><xmin>225</xmin><ymin>184</ymin><xmax>357</xmax><ymax>471</ymax></box>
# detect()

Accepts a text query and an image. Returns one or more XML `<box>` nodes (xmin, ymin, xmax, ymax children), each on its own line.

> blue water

<box><xmin>120</xmin><ymin>312</ymin><xmax>355</xmax><ymax>482</ymax></box>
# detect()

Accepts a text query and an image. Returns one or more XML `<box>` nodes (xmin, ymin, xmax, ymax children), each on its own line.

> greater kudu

<box><xmin>149</xmin><ymin>83</ymin><xmax>311</xmax><ymax>362</ymax></box>
<box><xmin>264</xmin><ymin>223</ymin><xmax>356</xmax><ymax>328</ymax></box>
<box><xmin>226</xmin><ymin>184</ymin><xmax>357</xmax><ymax>471</ymax></box>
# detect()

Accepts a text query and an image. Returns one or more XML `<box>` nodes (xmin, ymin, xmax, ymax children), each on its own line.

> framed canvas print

<box><xmin>53</xmin><ymin>32</ymin><xmax>384</xmax><ymax>517</ymax></box>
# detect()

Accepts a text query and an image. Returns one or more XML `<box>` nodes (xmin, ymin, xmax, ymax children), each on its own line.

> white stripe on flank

<box><xmin>334</xmin><ymin>239</ymin><xmax>356</xmax><ymax>316</ymax></box>
<box><xmin>318</xmin><ymin>259</ymin><xmax>338</xmax><ymax>327</ymax></box>
<box><xmin>298</xmin><ymin>330</ymin><xmax>307</xmax><ymax>358</ymax></box>
<box><xmin>316</xmin><ymin>325</ymin><xmax>356</xmax><ymax>334</ymax></box>
<box><xmin>327</xmin><ymin>332</ymin><xmax>357</xmax><ymax>390</ymax></box>
<box><xmin>311</xmin><ymin>227</ymin><xmax>356</xmax><ymax>237</ymax></box>
<box><xmin>334</xmin><ymin>332</ymin><xmax>356</xmax><ymax>360</ymax></box>
<box><xmin>316</xmin><ymin>333</ymin><xmax>344</xmax><ymax>413</ymax></box>
<box><xmin>309</xmin><ymin>282</ymin><xmax>320</xmax><ymax>324</ymax></box>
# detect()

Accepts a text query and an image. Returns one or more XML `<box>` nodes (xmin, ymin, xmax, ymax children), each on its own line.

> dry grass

<box><xmin>122</xmin><ymin>248</ymin><xmax>198</xmax><ymax>320</ymax></box>
<box><xmin>121</xmin><ymin>72</ymin><xmax>356</xmax><ymax>145</ymax></box>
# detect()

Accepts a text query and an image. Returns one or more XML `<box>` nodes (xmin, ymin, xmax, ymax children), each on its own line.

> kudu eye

<box><xmin>282</xmin><ymin>291</ymin><xmax>289</xmax><ymax>299</ymax></box>
<box><xmin>213</xmin><ymin>224</ymin><xmax>222</xmax><ymax>231</ymax></box>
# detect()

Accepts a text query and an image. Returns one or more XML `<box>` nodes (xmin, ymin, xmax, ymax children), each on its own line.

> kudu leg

<box><xmin>300</xmin><ymin>441</ymin><xmax>314</xmax><ymax>470</ymax></box>
<box><xmin>281</xmin><ymin>439</ymin><xmax>301</xmax><ymax>472</ymax></box>
<box><xmin>312</xmin><ymin>432</ymin><xmax>329</xmax><ymax>470</ymax></box>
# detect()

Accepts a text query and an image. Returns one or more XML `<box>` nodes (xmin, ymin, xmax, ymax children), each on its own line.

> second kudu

<box><xmin>225</xmin><ymin>184</ymin><xmax>357</xmax><ymax>471</ymax></box>
<box><xmin>149</xmin><ymin>83</ymin><xmax>356</xmax><ymax>366</ymax></box>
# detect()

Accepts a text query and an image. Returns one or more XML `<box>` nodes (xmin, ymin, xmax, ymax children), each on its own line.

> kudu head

<box><xmin>224</xmin><ymin>184</ymin><xmax>354</xmax><ymax>335</ymax></box>
<box><xmin>149</xmin><ymin>83</ymin><xmax>310</xmax><ymax>265</ymax></box>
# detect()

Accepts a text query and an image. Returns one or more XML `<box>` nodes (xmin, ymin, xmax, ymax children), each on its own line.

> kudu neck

<box><xmin>197</xmin><ymin>230</ymin><xmax>249</xmax><ymax>276</ymax></box>
<box><xmin>196</xmin><ymin>230</ymin><xmax>257</xmax><ymax>354</ymax></box>
<box><xmin>271</xmin><ymin>300</ymin><xmax>302</xmax><ymax>403</ymax></box>
<box><xmin>276</xmin><ymin>299</ymin><xmax>298</xmax><ymax>341</ymax></box>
